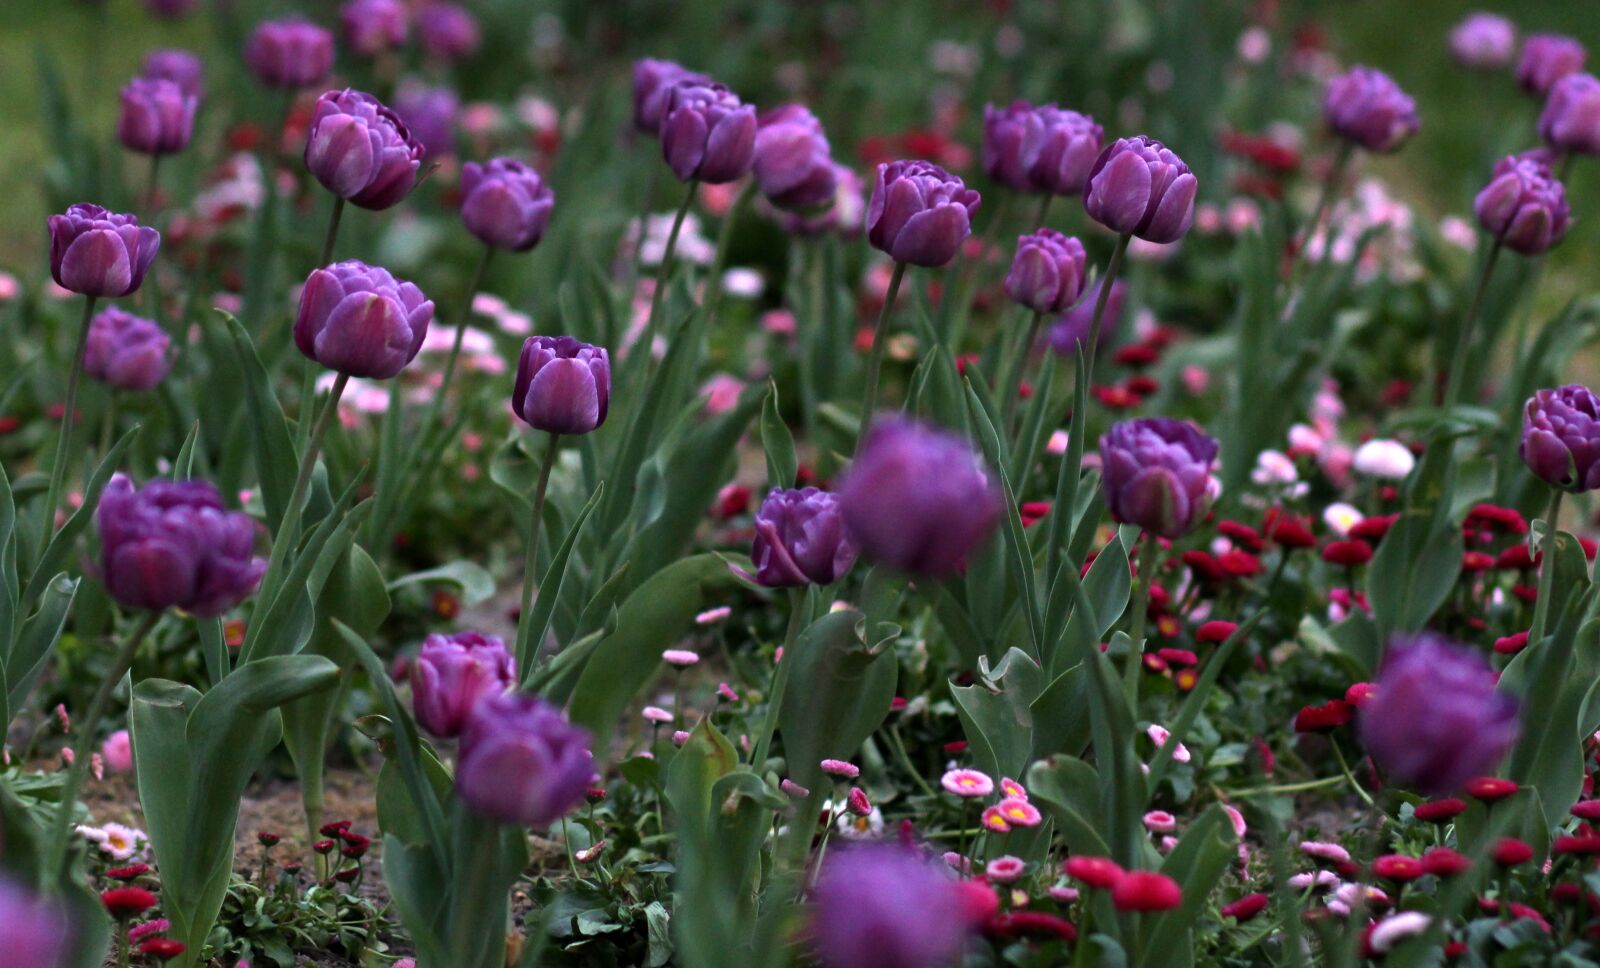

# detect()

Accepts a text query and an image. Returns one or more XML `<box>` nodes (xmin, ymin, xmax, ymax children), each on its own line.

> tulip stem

<box><xmin>1123</xmin><ymin>531</ymin><xmax>1159</xmax><ymax>708</ymax></box>
<box><xmin>1083</xmin><ymin>234</ymin><xmax>1130</xmax><ymax>385</ymax></box>
<box><xmin>703</xmin><ymin>181</ymin><xmax>757</xmax><ymax>331</ymax></box>
<box><xmin>1000</xmin><ymin>310</ymin><xmax>1044</xmax><ymax>431</ymax></box>
<box><xmin>857</xmin><ymin>261</ymin><xmax>908</xmax><ymax>448</ymax></box>
<box><xmin>319</xmin><ymin>197</ymin><xmax>346</xmax><ymax>268</ymax></box>
<box><xmin>434</xmin><ymin>245</ymin><xmax>495</xmax><ymax>415</ymax></box>
<box><xmin>1440</xmin><ymin>239</ymin><xmax>1503</xmax><ymax>409</ymax></box>
<box><xmin>515</xmin><ymin>433</ymin><xmax>561</xmax><ymax>671</ymax></box>
<box><xmin>750</xmin><ymin>588</ymin><xmax>805</xmax><ymax>770</ymax></box>
<box><xmin>1034</xmin><ymin>192</ymin><xmax>1053</xmax><ymax>229</ymax></box>
<box><xmin>1298</xmin><ymin>143</ymin><xmax>1351</xmax><ymax>261</ymax></box>
<box><xmin>640</xmin><ymin>180</ymin><xmax>697</xmax><ymax>365</ymax></box>
<box><xmin>41</xmin><ymin>295</ymin><xmax>97</xmax><ymax>543</ymax></box>
<box><xmin>1529</xmin><ymin>488</ymin><xmax>1564</xmax><ymax>647</ymax></box>
<box><xmin>41</xmin><ymin>611</ymin><xmax>160</xmax><ymax>892</ymax></box>
<box><xmin>143</xmin><ymin>155</ymin><xmax>163</xmax><ymax>215</ymax></box>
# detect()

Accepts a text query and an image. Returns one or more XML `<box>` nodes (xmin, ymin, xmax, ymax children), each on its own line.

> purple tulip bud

<box><xmin>982</xmin><ymin>101</ymin><xmax>1040</xmax><ymax>192</ymax></box>
<box><xmin>460</xmin><ymin>157</ymin><xmax>555</xmax><ymax>251</ymax></box>
<box><xmin>1004</xmin><ymin>229</ymin><xmax>1087</xmax><ymax>314</ymax></box>
<box><xmin>1539</xmin><ymin>72</ymin><xmax>1600</xmax><ymax>156</ymax></box>
<box><xmin>417</xmin><ymin>2</ymin><xmax>481</xmax><ymax>62</ymax></box>
<box><xmin>1449</xmin><ymin>13</ymin><xmax>1516</xmax><ymax>71</ymax></box>
<box><xmin>295</xmin><ymin>260</ymin><xmax>434</xmax><ymax>379</ymax></box>
<box><xmin>750</xmin><ymin>487</ymin><xmax>859</xmax><ymax>587</ymax></box>
<box><xmin>304</xmin><ymin>89</ymin><xmax>423</xmax><ymax>210</ymax></box>
<box><xmin>753</xmin><ymin>105</ymin><xmax>837</xmax><ymax>210</ymax></box>
<box><xmin>1358</xmin><ymin>633</ymin><xmax>1519</xmax><ymax>795</ymax></box>
<box><xmin>117</xmin><ymin>78</ymin><xmax>197</xmax><ymax>156</ymax></box>
<box><xmin>141</xmin><ymin>49</ymin><xmax>203</xmax><ymax>98</ymax></box>
<box><xmin>1082</xmin><ymin>136</ymin><xmax>1197</xmax><ymax>243</ymax></box>
<box><xmin>512</xmin><ymin>337</ymin><xmax>611</xmax><ymax>435</ymax></box>
<box><xmin>410</xmin><ymin>631</ymin><xmax>517</xmax><ymax>738</ymax></box>
<box><xmin>84</xmin><ymin>307</ymin><xmax>171</xmax><ymax>392</ymax></box>
<box><xmin>1322</xmin><ymin>66</ymin><xmax>1419</xmax><ymax>154</ymax></box>
<box><xmin>393</xmin><ymin>81</ymin><xmax>459</xmax><ymax>161</ymax></box>
<box><xmin>1520</xmin><ymin>385</ymin><xmax>1600</xmax><ymax>492</ymax></box>
<box><xmin>456</xmin><ymin>692</ymin><xmax>592</xmax><ymax>828</ymax></box>
<box><xmin>839</xmin><ymin>417</ymin><xmax>1002</xmax><ymax>576</ymax></box>
<box><xmin>0</xmin><ymin>876</ymin><xmax>70</xmax><ymax>968</ymax></box>
<box><xmin>659</xmin><ymin>80</ymin><xmax>757</xmax><ymax>184</ymax></box>
<box><xmin>1027</xmin><ymin>105</ymin><xmax>1105</xmax><ymax>197</ymax></box>
<box><xmin>1098</xmin><ymin>417</ymin><xmax>1219</xmax><ymax>538</ymax></box>
<box><xmin>1474</xmin><ymin>154</ymin><xmax>1570</xmax><ymax>256</ymax></box>
<box><xmin>866</xmin><ymin>160</ymin><xmax>981</xmax><ymax>267</ymax></box>
<box><xmin>632</xmin><ymin>59</ymin><xmax>708</xmax><ymax>135</ymax></box>
<box><xmin>95</xmin><ymin>474</ymin><xmax>266</xmax><ymax>617</ymax></box>
<box><xmin>340</xmin><ymin>0</ymin><xmax>409</xmax><ymax>57</ymax></box>
<box><xmin>1048</xmin><ymin>278</ymin><xmax>1128</xmax><ymax>357</ymax></box>
<box><xmin>810</xmin><ymin>843</ymin><xmax>972</xmax><ymax>968</ymax></box>
<box><xmin>246</xmin><ymin>17</ymin><xmax>335</xmax><ymax>90</ymax></box>
<box><xmin>142</xmin><ymin>0</ymin><xmax>196</xmax><ymax>18</ymax></box>
<box><xmin>770</xmin><ymin>163</ymin><xmax>864</xmax><ymax>238</ymax></box>
<box><xmin>1518</xmin><ymin>33</ymin><xmax>1587</xmax><ymax>97</ymax></box>
<box><xmin>47</xmin><ymin>204</ymin><xmax>160</xmax><ymax>298</ymax></box>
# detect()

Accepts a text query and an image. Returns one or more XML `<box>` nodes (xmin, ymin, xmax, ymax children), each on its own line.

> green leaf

<box><xmin>1146</xmin><ymin>612</ymin><xmax>1264</xmax><ymax>792</ymax></box>
<box><xmin>776</xmin><ymin>608</ymin><xmax>899</xmax><ymax>796</ymax></box>
<box><xmin>222</xmin><ymin>311</ymin><xmax>297</xmax><ymax>535</ymax></box>
<box><xmin>950</xmin><ymin>648</ymin><xmax>1046</xmax><ymax>782</ymax></box>
<box><xmin>6</xmin><ymin>574</ymin><xmax>77</xmax><ymax>717</ymax></box>
<box><xmin>1501</xmin><ymin>601</ymin><xmax>1600</xmax><ymax>828</ymax></box>
<box><xmin>760</xmin><ymin>381</ymin><xmax>797</xmax><ymax>490</ymax></box>
<box><xmin>518</xmin><ymin>482</ymin><xmax>605</xmax><ymax>683</ymax></box>
<box><xmin>24</xmin><ymin>426</ymin><xmax>138</xmax><ymax>608</ymax></box>
<box><xmin>386</xmin><ymin>560</ymin><xmax>496</xmax><ymax>607</ymax></box>
<box><xmin>1142</xmin><ymin>804</ymin><xmax>1239</xmax><ymax>964</ymax></box>
<box><xmin>1026</xmin><ymin>755</ymin><xmax>1113</xmax><ymax>857</ymax></box>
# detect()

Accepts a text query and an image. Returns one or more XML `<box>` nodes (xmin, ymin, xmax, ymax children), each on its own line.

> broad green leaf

<box><xmin>760</xmin><ymin>381</ymin><xmax>797</xmax><ymax>490</ymax></box>
<box><xmin>1026</xmin><ymin>755</ymin><xmax>1112</xmax><ymax>857</ymax></box>
<box><xmin>222</xmin><ymin>311</ymin><xmax>297</xmax><ymax>535</ymax></box>
<box><xmin>386</xmin><ymin>559</ymin><xmax>497</xmax><ymax>607</ymax></box>
<box><xmin>1142</xmin><ymin>804</ymin><xmax>1239</xmax><ymax>964</ymax></box>
<box><xmin>950</xmin><ymin>648</ymin><xmax>1046</xmax><ymax>782</ymax></box>
<box><xmin>518</xmin><ymin>482</ymin><xmax>605</xmax><ymax>682</ymax></box>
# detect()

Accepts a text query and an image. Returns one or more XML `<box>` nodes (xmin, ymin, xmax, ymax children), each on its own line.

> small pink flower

<box><xmin>986</xmin><ymin>855</ymin><xmax>1026</xmax><ymax>884</ymax></box>
<box><xmin>642</xmin><ymin>706</ymin><xmax>674</xmax><ymax>724</ymax></box>
<box><xmin>1146</xmin><ymin>724</ymin><xmax>1191</xmax><ymax>763</ymax></box>
<box><xmin>996</xmin><ymin>797</ymin><xmax>1042</xmax><ymax>828</ymax></box>
<box><xmin>980</xmin><ymin>806</ymin><xmax>1011</xmax><ymax>833</ymax></box>
<box><xmin>662</xmin><ymin>649</ymin><xmax>700</xmax><ymax>667</ymax></box>
<box><xmin>128</xmin><ymin>919</ymin><xmax>171</xmax><ymax>943</ymax></box>
<box><xmin>780</xmin><ymin>778</ymin><xmax>810</xmax><ymax>799</ymax></box>
<box><xmin>575</xmin><ymin>840</ymin><xmax>607</xmax><ymax>863</ymax></box>
<box><xmin>1160</xmin><ymin>835</ymin><xmax>1179</xmax><ymax>853</ymax></box>
<box><xmin>1143</xmin><ymin>810</ymin><xmax>1177</xmax><ymax>833</ymax></box>
<box><xmin>820</xmin><ymin>759</ymin><xmax>860</xmax><ymax>779</ymax></box>
<box><xmin>695</xmin><ymin>606</ymin><xmax>731</xmax><ymax>624</ymax></box>
<box><xmin>943</xmin><ymin>851</ymin><xmax>972</xmax><ymax>874</ymax></box>
<box><xmin>847</xmin><ymin>787</ymin><xmax>872</xmax><ymax>816</ymax></box>
<box><xmin>998</xmin><ymin>777</ymin><xmax>1028</xmax><ymax>800</ymax></box>
<box><xmin>1288</xmin><ymin>870</ymin><xmax>1340</xmax><ymax>890</ymax></box>
<box><xmin>1048</xmin><ymin>884</ymin><xmax>1081</xmax><ymax>903</ymax></box>
<box><xmin>1222</xmin><ymin>804</ymin><xmax>1247</xmax><ymax>839</ymax></box>
<box><xmin>941</xmin><ymin>768</ymin><xmax>994</xmax><ymax>798</ymax></box>
<box><xmin>1299</xmin><ymin>841</ymin><xmax>1351</xmax><ymax>864</ymax></box>
<box><xmin>716</xmin><ymin>682</ymin><xmax>739</xmax><ymax>702</ymax></box>
<box><xmin>91</xmin><ymin>753</ymin><xmax>104</xmax><ymax>781</ymax></box>
<box><xmin>671</xmin><ymin>731</ymin><xmax>691</xmax><ymax>746</ymax></box>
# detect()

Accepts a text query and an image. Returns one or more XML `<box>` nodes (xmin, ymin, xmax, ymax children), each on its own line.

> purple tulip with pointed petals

<box><xmin>1082</xmin><ymin>137</ymin><xmax>1197</xmax><ymax>243</ymax></box>
<box><xmin>84</xmin><ymin>307</ymin><xmax>170</xmax><ymax>392</ymax></box>
<box><xmin>1540</xmin><ymin>73</ymin><xmax>1600</xmax><ymax>156</ymax></box>
<box><xmin>753</xmin><ymin>105</ymin><xmax>837</xmax><ymax>210</ymax></box>
<box><xmin>1099</xmin><ymin>417</ymin><xmax>1219</xmax><ymax>538</ymax></box>
<box><xmin>456</xmin><ymin>693</ymin><xmax>592</xmax><ymax>828</ymax></box>
<box><xmin>632</xmin><ymin>59</ymin><xmax>708</xmax><ymax>135</ymax></box>
<box><xmin>295</xmin><ymin>261</ymin><xmax>434</xmax><ymax>379</ymax></box>
<box><xmin>410</xmin><ymin>631</ymin><xmax>517</xmax><ymax>738</ymax></box>
<box><xmin>866</xmin><ymin>160</ymin><xmax>981</xmax><ymax>267</ymax></box>
<box><xmin>304</xmin><ymin>89</ymin><xmax>423</xmax><ymax>211</ymax></box>
<box><xmin>1521</xmin><ymin>385</ymin><xmax>1600</xmax><ymax>492</ymax></box>
<box><xmin>659</xmin><ymin>80</ymin><xmax>757</xmax><ymax>184</ymax></box>
<box><xmin>513</xmin><ymin>336</ymin><xmax>611</xmax><ymax>435</ymax></box>
<box><xmin>1027</xmin><ymin>105</ymin><xmax>1104</xmax><ymax>197</ymax></box>
<box><xmin>47</xmin><ymin>204</ymin><xmax>160</xmax><ymax>298</ymax></box>
<box><xmin>750</xmin><ymin>488</ymin><xmax>858</xmax><ymax>587</ymax></box>
<box><xmin>246</xmin><ymin>18</ymin><xmax>335</xmax><ymax>90</ymax></box>
<box><xmin>460</xmin><ymin>158</ymin><xmax>555</xmax><ymax>252</ymax></box>
<box><xmin>1474</xmin><ymin>154</ymin><xmax>1569</xmax><ymax>256</ymax></box>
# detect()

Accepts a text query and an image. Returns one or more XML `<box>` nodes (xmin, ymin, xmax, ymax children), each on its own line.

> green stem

<box><xmin>857</xmin><ymin>261</ymin><xmax>908</xmax><ymax>447</ymax></box>
<box><xmin>886</xmin><ymin>725</ymin><xmax>938</xmax><ymax>798</ymax></box>
<box><xmin>1529</xmin><ymin>489</ymin><xmax>1565</xmax><ymax>647</ymax></box>
<box><xmin>1219</xmin><ymin>775</ymin><xmax>1346</xmax><ymax>798</ymax></box>
<box><xmin>41</xmin><ymin>612</ymin><xmax>160</xmax><ymax>890</ymax></box>
<box><xmin>639</xmin><ymin>180</ymin><xmax>697</xmax><ymax>365</ymax></box>
<box><xmin>143</xmin><ymin>154</ymin><xmax>163</xmax><ymax>216</ymax></box>
<box><xmin>1123</xmin><ymin>531</ymin><xmax>1159</xmax><ymax>708</ymax></box>
<box><xmin>1034</xmin><ymin>192</ymin><xmax>1053</xmax><ymax>228</ymax></box>
<box><xmin>1440</xmin><ymin>240</ymin><xmax>1504</xmax><ymax>409</ymax></box>
<box><xmin>42</xmin><ymin>295</ymin><xmax>97</xmax><ymax>542</ymax></box>
<box><xmin>514</xmin><ymin>434</ymin><xmax>561</xmax><ymax>670</ymax></box>
<box><xmin>702</xmin><ymin>181</ymin><xmax>756</xmax><ymax>330</ymax></box>
<box><xmin>1000</xmin><ymin>310</ymin><xmax>1044</xmax><ymax>431</ymax></box>
<box><xmin>750</xmin><ymin>588</ymin><xmax>805</xmax><ymax>769</ymax></box>
<box><xmin>434</xmin><ymin>246</ymin><xmax>495</xmax><ymax>408</ymax></box>
<box><xmin>1330</xmin><ymin>738</ymin><xmax>1376</xmax><ymax>809</ymax></box>
<box><xmin>1083</xmin><ymin>234</ymin><xmax>1130</xmax><ymax>383</ymax></box>
<box><xmin>117</xmin><ymin>921</ymin><xmax>130</xmax><ymax>968</ymax></box>
<box><xmin>319</xmin><ymin>196</ymin><xmax>345</xmax><ymax>268</ymax></box>
<box><xmin>1295</xmin><ymin>142</ymin><xmax>1352</xmax><ymax>278</ymax></box>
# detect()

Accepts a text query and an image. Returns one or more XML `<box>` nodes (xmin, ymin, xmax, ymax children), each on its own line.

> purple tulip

<box><xmin>753</xmin><ymin>105</ymin><xmax>837</xmax><ymax>210</ymax></box>
<box><xmin>982</xmin><ymin>101</ymin><xmax>1039</xmax><ymax>192</ymax></box>
<box><xmin>1322</xmin><ymin>66</ymin><xmax>1419</xmax><ymax>154</ymax></box>
<box><xmin>1359</xmin><ymin>633</ymin><xmax>1519</xmax><ymax>795</ymax></box>
<box><xmin>1540</xmin><ymin>73</ymin><xmax>1600</xmax><ymax>156</ymax></box>
<box><xmin>417</xmin><ymin>2</ymin><xmax>481</xmax><ymax>61</ymax></box>
<box><xmin>117</xmin><ymin>78</ymin><xmax>197</xmax><ymax>156</ymax></box>
<box><xmin>838</xmin><ymin>417</ymin><xmax>1002</xmax><ymax>576</ymax></box>
<box><xmin>142</xmin><ymin>0</ymin><xmax>196</xmax><ymax>17</ymax></box>
<box><xmin>1027</xmin><ymin>105</ymin><xmax>1104</xmax><ymax>197</ymax></box>
<box><xmin>304</xmin><ymin>89</ymin><xmax>423</xmax><ymax>210</ymax></box>
<box><xmin>245</xmin><ymin>17</ymin><xmax>335</xmax><ymax>90</ymax></box>
<box><xmin>456</xmin><ymin>692</ymin><xmax>592</xmax><ymax>828</ymax></box>
<box><xmin>1449</xmin><ymin>13</ymin><xmax>1516</xmax><ymax>71</ymax></box>
<box><xmin>460</xmin><ymin>158</ymin><xmax>555</xmax><ymax>251</ymax></box>
<box><xmin>1518</xmin><ymin>33</ymin><xmax>1587</xmax><ymax>97</ymax></box>
<box><xmin>768</xmin><ymin>164</ymin><xmax>864</xmax><ymax>238</ymax></box>
<box><xmin>393</xmin><ymin>81</ymin><xmax>459</xmax><ymax>160</ymax></box>
<box><xmin>1049</xmin><ymin>278</ymin><xmax>1128</xmax><ymax>357</ymax></box>
<box><xmin>84</xmin><ymin>307</ymin><xmax>171</xmax><ymax>392</ymax></box>
<box><xmin>341</xmin><ymin>0</ymin><xmax>409</xmax><ymax>57</ymax></box>
<box><xmin>810</xmin><ymin>843</ymin><xmax>972</xmax><ymax>968</ymax></box>
<box><xmin>95</xmin><ymin>475</ymin><xmax>266</xmax><ymax>617</ymax></box>
<box><xmin>141</xmin><ymin>49</ymin><xmax>203</xmax><ymax>98</ymax></box>
<box><xmin>1004</xmin><ymin>229</ymin><xmax>1087</xmax><ymax>314</ymax></box>
<box><xmin>513</xmin><ymin>336</ymin><xmax>611</xmax><ymax>435</ymax></box>
<box><xmin>47</xmin><ymin>204</ymin><xmax>160</xmax><ymax>298</ymax></box>
<box><xmin>1082</xmin><ymin>136</ymin><xmax>1197</xmax><ymax>243</ymax></box>
<box><xmin>632</xmin><ymin>59</ymin><xmax>708</xmax><ymax>135</ymax></box>
<box><xmin>0</xmin><ymin>876</ymin><xmax>70</xmax><ymax>968</ymax></box>
<box><xmin>410</xmin><ymin>631</ymin><xmax>517</xmax><ymax>738</ymax></box>
<box><xmin>1520</xmin><ymin>385</ymin><xmax>1600</xmax><ymax>492</ymax></box>
<box><xmin>1098</xmin><ymin>417</ymin><xmax>1219</xmax><ymax>538</ymax></box>
<box><xmin>866</xmin><ymin>160</ymin><xmax>981</xmax><ymax>267</ymax></box>
<box><xmin>659</xmin><ymin>80</ymin><xmax>757</xmax><ymax>184</ymax></box>
<box><xmin>750</xmin><ymin>487</ymin><xmax>859</xmax><ymax>587</ymax></box>
<box><xmin>1474</xmin><ymin>154</ymin><xmax>1570</xmax><ymax>256</ymax></box>
<box><xmin>295</xmin><ymin>261</ymin><xmax>434</xmax><ymax>379</ymax></box>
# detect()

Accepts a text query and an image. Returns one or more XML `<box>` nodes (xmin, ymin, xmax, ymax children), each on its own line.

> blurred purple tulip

<box><xmin>393</xmin><ymin>81</ymin><xmax>459</xmax><ymax>160</ymax></box>
<box><xmin>418</xmin><ymin>2</ymin><xmax>481</xmax><ymax>61</ymax></box>
<box><xmin>117</xmin><ymin>78</ymin><xmax>197</xmax><ymax>156</ymax></box>
<box><xmin>1540</xmin><ymin>72</ymin><xmax>1600</xmax><ymax>156</ymax></box>
<box><xmin>304</xmin><ymin>89</ymin><xmax>423</xmax><ymax>210</ymax></box>
<box><xmin>753</xmin><ymin>105</ymin><xmax>837</xmax><ymax>210</ymax></box>
<box><xmin>0</xmin><ymin>876</ymin><xmax>70</xmax><ymax>968</ymax></box>
<box><xmin>1518</xmin><ymin>33</ymin><xmax>1587</xmax><ymax>97</ymax></box>
<box><xmin>1099</xmin><ymin>417</ymin><xmax>1219</xmax><ymax>538</ymax></box>
<box><xmin>1449</xmin><ymin>13</ymin><xmax>1516</xmax><ymax>71</ymax></box>
<box><xmin>982</xmin><ymin>101</ymin><xmax>1038</xmax><ymax>192</ymax></box>
<box><xmin>411</xmin><ymin>631</ymin><xmax>517</xmax><ymax>738</ymax></box>
<box><xmin>246</xmin><ymin>17</ymin><xmax>335</xmax><ymax>90</ymax></box>
<box><xmin>1049</xmin><ymin>278</ymin><xmax>1128</xmax><ymax>357</ymax></box>
<box><xmin>341</xmin><ymin>0</ymin><xmax>409</xmax><ymax>57</ymax></box>
<box><xmin>141</xmin><ymin>49</ymin><xmax>203</xmax><ymax>98</ymax></box>
<box><xmin>632</xmin><ymin>59</ymin><xmax>708</xmax><ymax>135</ymax></box>
<box><xmin>1027</xmin><ymin>105</ymin><xmax>1104</xmax><ymax>196</ymax></box>
<box><xmin>1474</xmin><ymin>154</ymin><xmax>1569</xmax><ymax>256</ymax></box>
<box><xmin>660</xmin><ymin>80</ymin><xmax>757</xmax><ymax>184</ymax></box>
<box><xmin>84</xmin><ymin>307</ymin><xmax>170</xmax><ymax>392</ymax></box>
<box><xmin>460</xmin><ymin>158</ymin><xmax>555</xmax><ymax>251</ymax></box>
<box><xmin>1323</xmin><ymin>66</ymin><xmax>1419</xmax><ymax>153</ymax></box>
<box><xmin>770</xmin><ymin>163</ymin><xmax>864</xmax><ymax>237</ymax></box>
<box><xmin>810</xmin><ymin>843</ymin><xmax>972</xmax><ymax>968</ymax></box>
<box><xmin>456</xmin><ymin>692</ymin><xmax>592</xmax><ymax>828</ymax></box>
<box><xmin>295</xmin><ymin>260</ymin><xmax>434</xmax><ymax>379</ymax></box>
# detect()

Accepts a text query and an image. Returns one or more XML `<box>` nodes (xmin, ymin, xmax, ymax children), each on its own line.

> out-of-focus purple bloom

<box><xmin>141</xmin><ymin>49</ymin><xmax>203</xmax><ymax>98</ymax></box>
<box><xmin>1521</xmin><ymin>384</ymin><xmax>1600</xmax><ymax>492</ymax></box>
<box><xmin>1539</xmin><ymin>73</ymin><xmax>1600</xmax><ymax>156</ymax></box>
<box><xmin>1004</xmin><ymin>229</ymin><xmax>1087</xmax><ymax>314</ymax></box>
<box><xmin>1359</xmin><ymin>633</ymin><xmax>1519</xmax><ymax>795</ymax></box>
<box><xmin>810</xmin><ymin>843</ymin><xmax>972</xmax><ymax>968</ymax></box>
<box><xmin>295</xmin><ymin>260</ymin><xmax>434</xmax><ymax>379</ymax></box>
<box><xmin>456</xmin><ymin>692</ymin><xmax>592</xmax><ymax>828</ymax></box>
<box><xmin>84</xmin><ymin>307</ymin><xmax>170</xmax><ymax>392</ymax></box>
<box><xmin>246</xmin><ymin>17</ymin><xmax>335</xmax><ymax>90</ymax></box>
<box><xmin>660</xmin><ymin>80</ymin><xmax>757</xmax><ymax>184</ymax></box>
<box><xmin>417</xmin><ymin>2</ymin><xmax>480</xmax><ymax>61</ymax></box>
<box><xmin>513</xmin><ymin>336</ymin><xmax>611</xmax><ymax>435</ymax></box>
<box><xmin>410</xmin><ymin>631</ymin><xmax>516</xmax><ymax>738</ymax></box>
<box><xmin>460</xmin><ymin>157</ymin><xmax>555</xmax><ymax>251</ymax></box>
<box><xmin>1049</xmin><ymin>278</ymin><xmax>1128</xmax><ymax>357</ymax></box>
<box><xmin>341</xmin><ymin>0</ymin><xmax>409</xmax><ymax>57</ymax></box>
<box><xmin>1322</xmin><ymin>67</ymin><xmax>1419</xmax><ymax>153</ymax></box>
<box><xmin>771</xmin><ymin>163</ymin><xmax>864</xmax><ymax>237</ymax></box>
<box><xmin>1027</xmin><ymin>105</ymin><xmax>1104</xmax><ymax>196</ymax></box>
<box><xmin>117</xmin><ymin>78</ymin><xmax>197</xmax><ymax>156</ymax></box>
<box><xmin>95</xmin><ymin>475</ymin><xmax>266</xmax><ymax>617</ymax></box>
<box><xmin>1099</xmin><ymin>418</ymin><xmax>1219</xmax><ymax>538</ymax></box>
<box><xmin>750</xmin><ymin>487</ymin><xmax>858</xmax><ymax>587</ymax></box>
<box><xmin>0</xmin><ymin>876</ymin><xmax>70</xmax><ymax>968</ymax></box>
<box><xmin>753</xmin><ymin>105</ymin><xmax>837</xmax><ymax>210</ymax></box>
<box><xmin>142</xmin><ymin>0</ymin><xmax>196</xmax><ymax>18</ymax></box>
<box><xmin>304</xmin><ymin>89</ymin><xmax>423</xmax><ymax>210</ymax></box>
<box><xmin>982</xmin><ymin>101</ymin><xmax>1039</xmax><ymax>192</ymax></box>
<box><xmin>1518</xmin><ymin>33</ymin><xmax>1587</xmax><ymax>97</ymax></box>
<box><xmin>1449</xmin><ymin>13</ymin><xmax>1516</xmax><ymax>71</ymax></box>
<box><xmin>839</xmin><ymin>417</ymin><xmax>1002</xmax><ymax>576</ymax></box>
<box><xmin>866</xmin><ymin>160</ymin><xmax>981</xmax><ymax>267</ymax></box>
<box><xmin>393</xmin><ymin>81</ymin><xmax>459</xmax><ymax>160</ymax></box>
<box><xmin>1083</xmin><ymin>136</ymin><xmax>1196</xmax><ymax>243</ymax></box>
<box><xmin>47</xmin><ymin>204</ymin><xmax>160</xmax><ymax>298</ymax></box>
<box><xmin>632</xmin><ymin>59</ymin><xmax>709</xmax><ymax>135</ymax></box>
<box><xmin>1474</xmin><ymin>154</ymin><xmax>1570</xmax><ymax>256</ymax></box>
